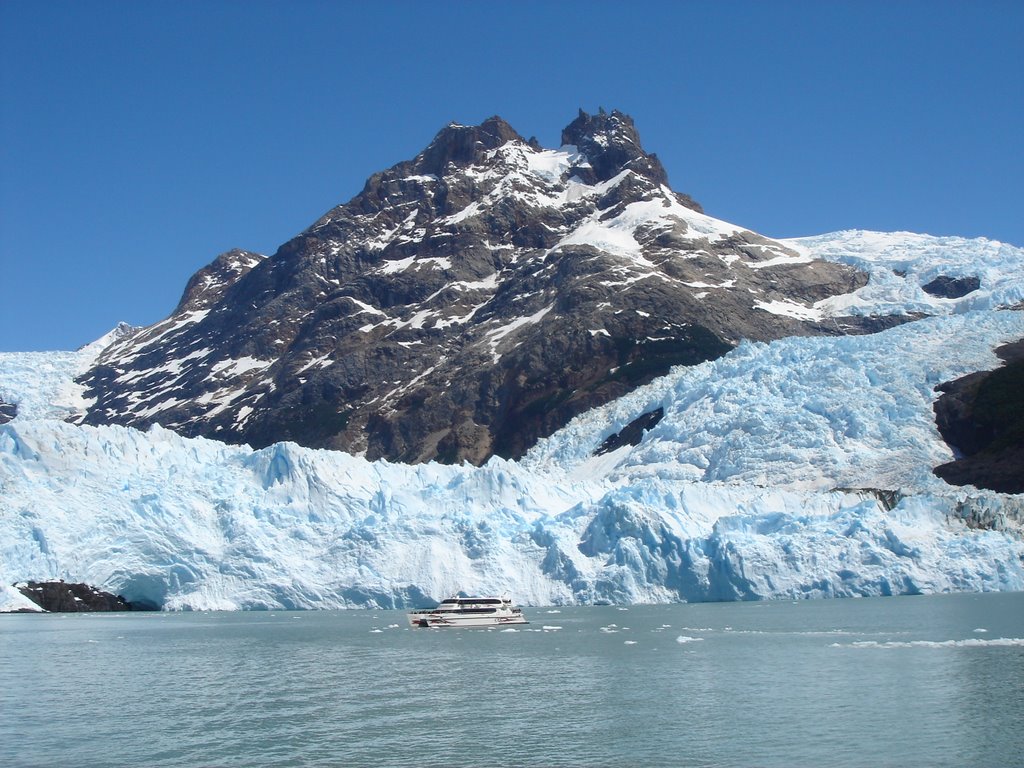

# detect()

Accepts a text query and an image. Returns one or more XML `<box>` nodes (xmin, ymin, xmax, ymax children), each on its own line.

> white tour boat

<box><xmin>408</xmin><ymin>595</ymin><xmax>528</xmax><ymax>628</ymax></box>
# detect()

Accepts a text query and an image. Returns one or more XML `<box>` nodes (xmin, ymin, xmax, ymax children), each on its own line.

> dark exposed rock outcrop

<box><xmin>922</xmin><ymin>275</ymin><xmax>981</xmax><ymax>299</ymax></box>
<box><xmin>16</xmin><ymin>580</ymin><xmax>159</xmax><ymax>612</ymax></box>
<box><xmin>595</xmin><ymin>407</ymin><xmax>665</xmax><ymax>456</ymax></box>
<box><xmin>561</xmin><ymin>108</ymin><xmax>673</xmax><ymax>190</ymax></box>
<box><xmin>933</xmin><ymin>338</ymin><xmax>1024</xmax><ymax>494</ymax></box>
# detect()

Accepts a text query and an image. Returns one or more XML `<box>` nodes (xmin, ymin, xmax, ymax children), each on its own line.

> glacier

<box><xmin>1</xmin><ymin>231</ymin><xmax>1023</xmax><ymax>611</ymax></box>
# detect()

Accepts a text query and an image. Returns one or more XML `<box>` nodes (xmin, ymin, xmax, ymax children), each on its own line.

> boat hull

<box><xmin>408</xmin><ymin>595</ymin><xmax>529</xmax><ymax>628</ymax></box>
<box><xmin>408</xmin><ymin>612</ymin><xmax>529</xmax><ymax>628</ymax></box>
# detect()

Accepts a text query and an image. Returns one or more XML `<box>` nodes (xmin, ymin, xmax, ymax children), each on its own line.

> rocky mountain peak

<box><xmin>174</xmin><ymin>248</ymin><xmax>267</xmax><ymax>313</ymax></box>
<box><xmin>414</xmin><ymin>115</ymin><xmax>525</xmax><ymax>176</ymax></box>
<box><xmin>560</xmin><ymin>108</ymin><xmax>670</xmax><ymax>188</ymax></box>
<box><xmin>76</xmin><ymin>109</ymin><xmax>870</xmax><ymax>465</ymax></box>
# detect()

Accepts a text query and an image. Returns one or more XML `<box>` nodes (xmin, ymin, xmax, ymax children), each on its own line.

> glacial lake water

<box><xmin>2</xmin><ymin>592</ymin><xmax>1023</xmax><ymax>768</ymax></box>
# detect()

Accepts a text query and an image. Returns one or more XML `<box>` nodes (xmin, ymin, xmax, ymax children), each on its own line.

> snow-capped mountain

<box><xmin>74</xmin><ymin>110</ymin><xmax>871</xmax><ymax>464</ymax></box>
<box><xmin>1</xmin><ymin>227</ymin><xmax>1022</xmax><ymax>610</ymax></box>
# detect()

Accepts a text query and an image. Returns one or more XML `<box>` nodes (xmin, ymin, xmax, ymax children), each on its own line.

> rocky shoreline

<box><xmin>10</xmin><ymin>581</ymin><xmax>159</xmax><ymax>612</ymax></box>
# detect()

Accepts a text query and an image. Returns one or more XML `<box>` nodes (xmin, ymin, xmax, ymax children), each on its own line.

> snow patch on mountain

<box><xmin>524</xmin><ymin>144</ymin><xmax>588</xmax><ymax>182</ymax></box>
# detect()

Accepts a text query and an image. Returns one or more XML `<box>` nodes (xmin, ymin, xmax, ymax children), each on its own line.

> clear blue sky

<box><xmin>2</xmin><ymin>1</ymin><xmax>1021</xmax><ymax>352</ymax></box>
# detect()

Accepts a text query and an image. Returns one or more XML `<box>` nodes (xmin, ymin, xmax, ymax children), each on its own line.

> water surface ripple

<box><xmin>2</xmin><ymin>593</ymin><xmax>1023</xmax><ymax>767</ymax></box>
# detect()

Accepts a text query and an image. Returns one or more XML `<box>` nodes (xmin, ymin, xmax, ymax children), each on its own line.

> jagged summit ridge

<box><xmin>415</xmin><ymin>116</ymin><xmax>525</xmax><ymax>176</ymax></box>
<box><xmin>76</xmin><ymin>109</ymin><xmax>868</xmax><ymax>464</ymax></box>
<box><xmin>561</xmin><ymin>108</ymin><xmax>673</xmax><ymax>189</ymax></box>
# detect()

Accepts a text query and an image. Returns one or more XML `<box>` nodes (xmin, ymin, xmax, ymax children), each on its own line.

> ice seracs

<box><xmin>783</xmin><ymin>230</ymin><xmax>1024</xmax><ymax>317</ymax></box>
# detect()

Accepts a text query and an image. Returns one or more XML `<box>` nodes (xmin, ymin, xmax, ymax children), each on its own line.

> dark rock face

<box><xmin>0</xmin><ymin>400</ymin><xmax>16</xmax><ymax>425</ymax></box>
<box><xmin>75</xmin><ymin>109</ymin><xmax>870</xmax><ymax>465</ymax></box>
<box><xmin>922</xmin><ymin>275</ymin><xmax>981</xmax><ymax>299</ymax></box>
<box><xmin>595</xmin><ymin>408</ymin><xmax>665</xmax><ymax>456</ymax></box>
<box><xmin>933</xmin><ymin>339</ymin><xmax>1024</xmax><ymax>494</ymax></box>
<box><xmin>562</xmin><ymin>109</ymin><xmax>668</xmax><ymax>185</ymax></box>
<box><xmin>174</xmin><ymin>248</ymin><xmax>267</xmax><ymax>313</ymax></box>
<box><xmin>16</xmin><ymin>581</ymin><xmax>158</xmax><ymax>612</ymax></box>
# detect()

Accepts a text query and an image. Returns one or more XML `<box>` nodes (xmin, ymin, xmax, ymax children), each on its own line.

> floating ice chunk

<box><xmin>845</xmin><ymin>637</ymin><xmax>1024</xmax><ymax>649</ymax></box>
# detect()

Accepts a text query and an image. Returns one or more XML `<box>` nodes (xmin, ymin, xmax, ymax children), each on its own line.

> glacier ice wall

<box><xmin>1</xmin><ymin>232</ymin><xmax>1023</xmax><ymax>610</ymax></box>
